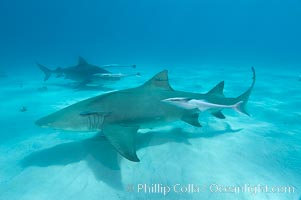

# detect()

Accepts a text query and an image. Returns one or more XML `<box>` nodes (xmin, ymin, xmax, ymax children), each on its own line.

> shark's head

<box><xmin>162</xmin><ymin>97</ymin><xmax>196</xmax><ymax>110</ymax></box>
<box><xmin>35</xmin><ymin>108</ymin><xmax>103</xmax><ymax>131</ymax></box>
<box><xmin>35</xmin><ymin>117</ymin><xmax>52</xmax><ymax>128</ymax></box>
<box><xmin>35</xmin><ymin>112</ymin><xmax>76</xmax><ymax>131</ymax></box>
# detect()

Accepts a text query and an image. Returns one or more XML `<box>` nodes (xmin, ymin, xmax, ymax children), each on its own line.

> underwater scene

<box><xmin>0</xmin><ymin>0</ymin><xmax>300</xmax><ymax>200</ymax></box>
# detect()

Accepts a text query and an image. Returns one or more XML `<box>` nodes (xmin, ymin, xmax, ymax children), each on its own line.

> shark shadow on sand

<box><xmin>20</xmin><ymin>135</ymin><xmax>123</xmax><ymax>189</ymax></box>
<box><xmin>20</xmin><ymin>124</ymin><xmax>241</xmax><ymax>189</ymax></box>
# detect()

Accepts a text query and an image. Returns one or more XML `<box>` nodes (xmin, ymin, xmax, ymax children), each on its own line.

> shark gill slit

<box><xmin>87</xmin><ymin>114</ymin><xmax>104</xmax><ymax>130</ymax></box>
<box><xmin>87</xmin><ymin>115</ymin><xmax>92</xmax><ymax>130</ymax></box>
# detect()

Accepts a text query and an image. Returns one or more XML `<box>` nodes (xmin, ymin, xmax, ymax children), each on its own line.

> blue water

<box><xmin>0</xmin><ymin>0</ymin><xmax>301</xmax><ymax>200</ymax></box>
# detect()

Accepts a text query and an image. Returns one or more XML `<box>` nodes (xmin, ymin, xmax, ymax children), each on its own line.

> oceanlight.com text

<box><xmin>127</xmin><ymin>183</ymin><xmax>296</xmax><ymax>196</ymax></box>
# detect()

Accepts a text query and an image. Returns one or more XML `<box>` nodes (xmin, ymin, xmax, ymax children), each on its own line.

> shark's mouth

<box><xmin>35</xmin><ymin>117</ymin><xmax>52</xmax><ymax>128</ymax></box>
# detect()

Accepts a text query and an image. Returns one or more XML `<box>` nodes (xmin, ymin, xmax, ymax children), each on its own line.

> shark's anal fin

<box><xmin>211</xmin><ymin>111</ymin><xmax>226</xmax><ymax>119</ymax></box>
<box><xmin>181</xmin><ymin>113</ymin><xmax>202</xmax><ymax>127</ymax></box>
<box><xmin>102</xmin><ymin>124</ymin><xmax>140</xmax><ymax>162</ymax></box>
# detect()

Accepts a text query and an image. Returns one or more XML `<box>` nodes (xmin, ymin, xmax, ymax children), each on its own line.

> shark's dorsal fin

<box><xmin>142</xmin><ymin>70</ymin><xmax>173</xmax><ymax>90</ymax></box>
<box><xmin>206</xmin><ymin>81</ymin><xmax>225</xmax><ymax>97</ymax></box>
<box><xmin>78</xmin><ymin>56</ymin><xmax>88</xmax><ymax>65</ymax></box>
<box><xmin>102</xmin><ymin>124</ymin><xmax>140</xmax><ymax>162</ymax></box>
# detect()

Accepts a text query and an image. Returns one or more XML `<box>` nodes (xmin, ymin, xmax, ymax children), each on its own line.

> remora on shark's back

<box><xmin>162</xmin><ymin>98</ymin><xmax>245</xmax><ymax>114</ymax></box>
<box><xmin>36</xmin><ymin>68</ymin><xmax>256</xmax><ymax>162</ymax></box>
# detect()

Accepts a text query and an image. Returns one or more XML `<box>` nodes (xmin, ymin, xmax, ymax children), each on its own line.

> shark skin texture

<box><xmin>35</xmin><ymin>68</ymin><xmax>255</xmax><ymax>162</ymax></box>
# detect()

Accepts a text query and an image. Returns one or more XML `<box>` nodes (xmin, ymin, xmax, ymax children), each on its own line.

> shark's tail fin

<box><xmin>37</xmin><ymin>63</ymin><xmax>52</xmax><ymax>81</ymax></box>
<box><xmin>235</xmin><ymin>67</ymin><xmax>256</xmax><ymax>116</ymax></box>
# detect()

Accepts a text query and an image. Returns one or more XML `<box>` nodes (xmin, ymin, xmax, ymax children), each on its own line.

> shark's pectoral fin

<box><xmin>211</xmin><ymin>111</ymin><xmax>226</xmax><ymax>119</ymax></box>
<box><xmin>181</xmin><ymin>113</ymin><xmax>202</xmax><ymax>127</ymax></box>
<box><xmin>102</xmin><ymin>124</ymin><xmax>140</xmax><ymax>162</ymax></box>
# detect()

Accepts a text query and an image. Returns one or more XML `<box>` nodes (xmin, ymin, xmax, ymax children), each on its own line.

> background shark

<box><xmin>36</xmin><ymin>68</ymin><xmax>255</xmax><ymax>162</ymax></box>
<box><xmin>37</xmin><ymin>56</ymin><xmax>137</xmax><ymax>87</ymax></box>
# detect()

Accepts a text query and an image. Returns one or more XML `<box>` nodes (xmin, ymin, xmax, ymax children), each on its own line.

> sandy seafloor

<box><xmin>0</xmin><ymin>64</ymin><xmax>300</xmax><ymax>200</ymax></box>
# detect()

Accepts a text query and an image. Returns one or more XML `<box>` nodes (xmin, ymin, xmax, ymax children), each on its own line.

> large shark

<box><xmin>36</xmin><ymin>68</ymin><xmax>255</xmax><ymax>162</ymax></box>
<box><xmin>37</xmin><ymin>56</ymin><xmax>137</xmax><ymax>86</ymax></box>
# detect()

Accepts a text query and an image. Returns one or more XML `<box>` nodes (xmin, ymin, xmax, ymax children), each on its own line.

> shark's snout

<box><xmin>35</xmin><ymin>117</ymin><xmax>53</xmax><ymax>128</ymax></box>
<box><xmin>35</xmin><ymin>111</ymin><xmax>91</xmax><ymax>131</ymax></box>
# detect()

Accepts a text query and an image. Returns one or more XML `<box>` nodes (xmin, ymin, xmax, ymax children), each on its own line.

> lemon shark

<box><xmin>37</xmin><ymin>56</ymin><xmax>137</xmax><ymax>86</ymax></box>
<box><xmin>36</xmin><ymin>68</ymin><xmax>255</xmax><ymax>162</ymax></box>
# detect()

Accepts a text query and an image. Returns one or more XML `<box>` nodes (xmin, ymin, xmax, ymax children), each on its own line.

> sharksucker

<box><xmin>162</xmin><ymin>98</ymin><xmax>245</xmax><ymax>114</ymax></box>
<box><xmin>36</xmin><ymin>68</ymin><xmax>256</xmax><ymax>162</ymax></box>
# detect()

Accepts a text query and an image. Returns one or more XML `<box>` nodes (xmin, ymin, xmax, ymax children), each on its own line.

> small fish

<box><xmin>19</xmin><ymin>106</ymin><xmax>27</xmax><ymax>112</ymax></box>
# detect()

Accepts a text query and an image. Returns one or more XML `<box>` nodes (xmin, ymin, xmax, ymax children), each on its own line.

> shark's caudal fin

<box><xmin>235</xmin><ymin>67</ymin><xmax>256</xmax><ymax>116</ymax></box>
<box><xmin>37</xmin><ymin>63</ymin><xmax>52</xmax><ymax>81</ymax></box>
